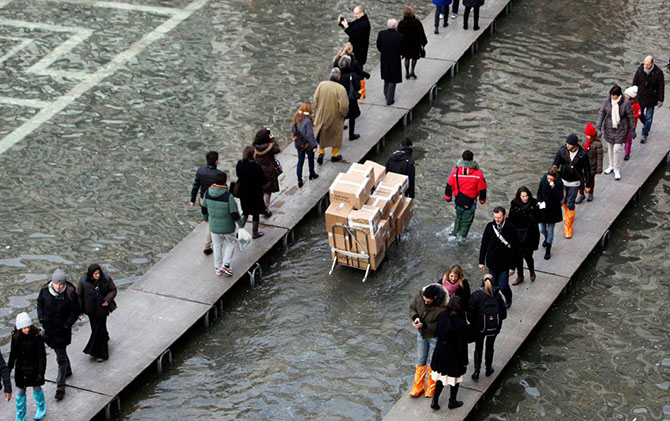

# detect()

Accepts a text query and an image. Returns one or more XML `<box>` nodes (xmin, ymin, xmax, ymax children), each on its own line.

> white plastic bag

<box><xmin>237</xmin><ymin>228</ymin><xmax>252</xmax><ymax>250</ymax></box>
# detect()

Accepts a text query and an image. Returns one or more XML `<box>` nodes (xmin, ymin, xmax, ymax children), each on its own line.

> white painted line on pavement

<box><xmin>25</xmin><ymin>28</ymin><xmax>93</xmax><ymax>77</ymax></box>
<box><xmin>0</xmin><ymin>18</ymin><xmax>89</xmax><ymax>33</ymax></box>
<box><xmin>0</xmin><ymin>0</ymin><xmax>13</xmax><ymax>9</ymax></box>
<box><xmin>0</xmin><ymin>37</ymin><xmax>33</xmax><ymax>65</ymax></box>
<box><xmin>35</xmin><ymin>0</ymin><xmax>181</xmax><ymax>15</ymax></box>
<box><xmin>0</xmin><ymin>97</ymin><xmax>51</xmax><ymax>108</ymax></box>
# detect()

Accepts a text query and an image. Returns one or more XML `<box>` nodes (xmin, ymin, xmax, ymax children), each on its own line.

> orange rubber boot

<box><xmin>410</xmin><ymin>365</ymin><xmax>427</xmax><ymax>397</ymax></box>
<box><xmin>424</xmin><ymin>368</ymin><xmax>437</xmax><ymax>398</ymax></box>
<box><xmin>564</xmin><ymin>209</ymin><xmax>575</xmax><ymax>239</ymax></box>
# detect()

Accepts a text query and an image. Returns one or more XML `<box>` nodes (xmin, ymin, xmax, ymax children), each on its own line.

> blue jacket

<box><xmin>433</xmin><ymin>0</ymin><xmax>452</xmax><ymax>6</ymax></box>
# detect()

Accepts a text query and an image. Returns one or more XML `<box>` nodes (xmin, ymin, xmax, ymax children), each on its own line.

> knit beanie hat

<box><xmin>15</xmin><ymin>312</ymin><xmax>32</xmax><ymax>330</ymax></box>
<box><xmin>624</xmin><ymin>86</ymin><xmax>638</xmax><ymax>99</ymax></box>
<box><xmin>566</xmin><ymin>133</ymin><xmax>579</xmax><ymax>146</ymax></box>
<box><xmin>584</xmin><ymin>122</ymin><xmax>597</xmax><ymax>137</ymax></box>
<box><xmin>52</xmin><ymin>268</ymin><xmax>66</xmax><ymax>285</ymax></box>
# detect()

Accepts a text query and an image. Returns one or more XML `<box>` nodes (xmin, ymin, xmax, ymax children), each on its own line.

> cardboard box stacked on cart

<box><xmin>325</xmin><ymin>160</ymin><xmax>414</xmax><ymax>271</ymax></box>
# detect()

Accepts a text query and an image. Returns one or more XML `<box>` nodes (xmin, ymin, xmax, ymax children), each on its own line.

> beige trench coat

<box><xmin>313</xmin><ymin>80</ymin><xmax>348</xmax><ymax>149</ymax></box>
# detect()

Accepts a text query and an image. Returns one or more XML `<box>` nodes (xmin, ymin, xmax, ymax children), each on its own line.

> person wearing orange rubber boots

<box><xmin>408</xmin><ymin>284</ymin><xmax>448</xmax><ymax>398</ymax></box>
<box><xmin>552</xmin><ymin>134</ymin><xmax>590</xmax><ymax>239</ymax></box>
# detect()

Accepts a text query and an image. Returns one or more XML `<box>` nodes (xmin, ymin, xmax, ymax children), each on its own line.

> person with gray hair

<box><xmin>632</xmin><ymin>55</ymin><xmax>665</xmax><ymax>143</ymax></box>
<box><xmin>337</xmin><ymin>55</ymin><xmax>362</xmax><ymax>141</ymax></box>
<box><xmin>314</xmin><ymin>67</ymin><xmax>349</xmax><ymax>163</ymax></box>
<box><xmin>338</xmin><ymin>5</ymin><xmax>371</xmax><ymax>67</ymax></box>
<box><xmin>376</xmin><ymin>18</ymin><xmax>405</xmax><ymax>105</ymax></box>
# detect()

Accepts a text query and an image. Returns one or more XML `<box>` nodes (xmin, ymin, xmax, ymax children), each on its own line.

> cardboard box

<box><xmin>388</xmin><ymin>195</ymin><xmax>404</xmax><ymax>220</ymax></box>
<box><xmin>331</xmin><ymin>241</ymin><xmax>386</xmax><ymax>271</ymax></box>
<box><xmin>396</xmin><ymin>197</ymin><xmax>414</xmax><ymax>235</ymax></box>
<box><xmin>328</xmin><ymin>232</ymin><xmax>351</xmax><ymax>250</ymax></box>
<box><xmin>329</xmin><ymin>172</ymin><xmax>372</xmax><ymax>209</ymax></box>
<box><xmin>365</xmin><ymin>184</ymin><xmax>400</xmax><ymax>219</ymax></box>
<box><xmin>352</xmin><ymin>227</ymin><xmax>384</xmax><ymax>255</ymax></box>
<box><xmin>379</xmin><ymin>172</ymin><xmax>409</xmax><ymax>195</ymax></box>
<box><xmin>325</xmin><ymin>202</ymin><xmax>353</xmax><ymax>232</ymax></box>
<box><xmin>348</xmin><ymin>205</ymin><xmax>381</xmax><ymax>235</ymax></box>
<box><xmin>346</xmin><ymin>163</ymin><xmax>375</xmax><ymax>195</ymax></box>
<box><xmin>361</xmin><ymin>160</ymin><xmax>387</xmax><ymax>186</ymax></box>
<box><xmin>380</xmin><ymin>218</ymin><xmax>395</xmax><ymax>248</ymax></box>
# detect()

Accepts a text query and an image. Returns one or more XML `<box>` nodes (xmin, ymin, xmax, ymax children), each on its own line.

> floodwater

<box><xmin>0</xmin><ymin>0</ymin><xmax>668</xmax><ymax>419</ymax></box>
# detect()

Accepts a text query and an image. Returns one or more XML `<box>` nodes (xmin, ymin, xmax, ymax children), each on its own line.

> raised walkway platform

<box><xmin>0</xmin><ymin>1</ymin><xmax>522</xmax><ymax>419</ymax></box>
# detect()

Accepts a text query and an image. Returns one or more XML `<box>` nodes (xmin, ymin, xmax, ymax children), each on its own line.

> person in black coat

<box><xmin>36</xmin><ymin>269</ymin><xmax>79</xmax><ymax>401</ymax></box>
<box><xmin>429</xmin><ymin>296</ymin><xmax>469</xmax><ymax>410</ymax></box>
<box><xmin>467</xmin><ymin>274</ymin><xmax>506</xmax><ymax>381</ymax></box>
<box><xmin>339</xmin><ymin>6</ymin><xmax>371</xmax><ymax>67</ymax></box>
<box><xmin>332</xmin><ymin>43</ymin><xmax>370</xmax><ymax>80</ymax></box>
<box><xmin>553</xmin><ymin>134</ymin><xmax>590</xmax><ymax>239</ymax></box>
<box><xmin>632</xmin><ymin>55</ymin><xmax>664</xmax><ymax>142</ymax></box>
<box><xmin>0</xmin><ymin>349</ymin><xmax>11</xmax><ymax>401</ymax></box>
<box><xmin>190</xmin><ymin>150</ymin><xmax>224</xmax><ymax>255</ymax></box>
<box><xmin>337</xmin><ymin>55</ymin><xmax>362</xmax><ymax>141</ymax></box>
<box><xmin>397</xmin><ymin>6</ymin><xmax>427</xmax><ymax>79</ymax></box>
<box><xmin>440</xmin><ymin>264</ymin><xmax>470</xmax><ymax>310</ymax></box>
<box><xmin>385</xmin><ymin>137</ymin><xmax>416</xmax><ymax>198</ymax></box>
<box><xmin>508</xmin><ymin>186</ymin><xmax>540</xmax><ymax>285</ymax></box>
<box><xmin>236</xmin><ymin>146</ymin><xmax>267</xmax><ymax>238</ymax></box>
<box><xmin>536</xmin><ymin>168</ymin><xmax>564</xmax><ymax>260</ymax></box>
<box><xmin>376</xmin><ymin>19</ymin><xmax>405</xmax><ymax>106</ymax></box>
<box><xmin>9</xmin><ymin>313</ymin><xmax>46</xmax><ymax>420</ymax></box>
<box><xmin>463</xmin><ymin>0</ymin><xmax>485</xmax><ymax>30</ymax></box>
<box><xmin>77</xmin><ymin>264</ymin><xmax>117</xmax><ymax>362</ymax></box>
<box><xmin>478</xmin><ymin>207</ymin><xmax>518</xmax><ymax>308</ymax></box>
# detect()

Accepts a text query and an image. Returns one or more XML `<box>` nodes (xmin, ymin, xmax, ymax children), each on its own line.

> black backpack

<box><xmin>479</xmin><ymin>291</ymin><xmax>501</xmax><ymax>336</ymax></box>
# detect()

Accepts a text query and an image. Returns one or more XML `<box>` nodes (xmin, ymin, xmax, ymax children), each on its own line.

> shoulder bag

<box><xmin>454</xmin><ymin>170</ymin><xmax>476</xmax><ymax>210</ymax></box>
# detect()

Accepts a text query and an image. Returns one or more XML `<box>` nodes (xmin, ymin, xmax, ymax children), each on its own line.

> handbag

<box><xmin>293</xmin><ymin>124</ymin><xmax>310</xmax><ymax>151</ymax></box>
<box><xmin>454</xmin><ymin>170</ymin><xmax>476</xmax><ymax>210</ymax></box>
<box><xmin>348</xmin><ymin>75</ymin><xmax>360</xmax><ymax>101</ymax></box>
<box><xmin>229</xmin><ymin>180</ymin><xmax>240</xmax><ymax>198</ymax></box>
<box><xmin>274</xmin><ymin>159</ymin><xmax>283</xmax><ymax>176</ymax></box>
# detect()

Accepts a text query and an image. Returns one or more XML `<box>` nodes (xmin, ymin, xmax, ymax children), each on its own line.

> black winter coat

<box><xmin>376</xmin><ymin>29</ymin><xmax>404</xmax><ymax>84</ymax></box>
<box><xmin>397</xmin><ymin>17</ymin><xmax>427</xmax><ymax>60</ymax></box>
<box><xmin>467</xmin><ymin>288</ymin><xmax>506</xmax><ymax>336</ymax></box>
<box><xmin>0</xmin><ymin>351</ymin><xmax>11</xmax><ymax>394</ymax></box>
<box><xmin>37</xmin><ymin>282</ymin><xmax>80</xmax><ymax>348</ymax></box>
<box><xmin>508</xmin><ymin>198</ymin><xmax>540</xmax><ymax>251</ymax></box>
<box><xmin>479</xmin><ymin>220</ymin><xmax>519</xmax><ymax>272</ymax></box>
<box><xmin>236</xmin><ymin>160</ymin><xmax>267</xmax><ymax>216</ymax></box>
<box><xmin>8</xmin><ymin>331</ymin><xmax>46</xmax><ymax>388</ymax></box>
<box><xmin>430</xmin><ymin>311</ymin><xmax>469</xmax><ymax>377</ymax></box>
<box><xmin>253</xmin><ymin>140</ymin><xmax>281</xmax><ymax>194</ymax></box>
<box><xmin>344</xmin><ymin>15</ymin><xmax>371</xmax><ymax>66</ymax></box>
<box><xmin>536</xmin><ymin>174</ymin><xmax>564</xmax><ymax>224</ymax></box>
<box><xmin>442</xmin><ymin>278</ymin><xmax>471</xmax><ymax>313</ymax></box>
<box><xmin>77</xmin><ymin>274</ymin><xmax>118</xmax><ymax>318</ymax></box>
<box><xmin>385</xmin><ymin>147</ymin><xmax>415</xmax><ymax>198</ymax></box>
<box><xmin>632</xmin><ymin>64</ymin><xmax>665</xmax><ymax>108</ymax></box>
<box><xmin>339</xmin><ymin>69</ymin><xmax>362</xmax><ymax>120</ymax></box>
<box><xmin>553</xmin><ymin>145</ymin><xmax>590</xmax><ymax>186</ymax></box>
<box><xmin>464</xmin><ymin>0</ymin><xmax>485</xmax><ymax>7</ymax></box>
<box><xmin>333</xmin><ymin>56</ymin><xmax>370</xmax><ymax>80</ymax></box>
<box><xmin>190</xmin><ymin>165</ymin><xmax>224</xmax><ymax>203</ymax></box>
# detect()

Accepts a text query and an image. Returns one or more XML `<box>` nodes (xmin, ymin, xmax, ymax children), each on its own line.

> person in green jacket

<box><xmin>202</xmin><ymin>172</ymin><xmax>245</xmax><ymax>276</ymax></box>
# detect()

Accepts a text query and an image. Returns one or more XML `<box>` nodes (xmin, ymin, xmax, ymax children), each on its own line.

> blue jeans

<box><xmin>564</xmin><ymin>186</ymin><xmax>580</xmax><ymax>210</ymax></box>
<box><xmin>640</xmin><ymin>105</ymin><xmax>654</xmax><ymax>136</ymax></box>
<box><xmin>539</xmin><ymin>222</ymin><xmax>555</xmax><ymax>245</ymax></box>
<box><xmin>296</xmin><ymin>147</ymin><xmax>315</xmax><ymax>181</ymax></box>
<box><xmin>488</xmin><ymin>268</ymin><xmax>512</xmax><ymax>308</ymax></box>
<box><xmin>434</xmin><ymin>5</ymin><xmax>446</xmax><ymax>27</ymax></box>
<box><xmin>416</xmin><ymin>331</ymin><xmax>437</xmax><ymax>366</ymax></box>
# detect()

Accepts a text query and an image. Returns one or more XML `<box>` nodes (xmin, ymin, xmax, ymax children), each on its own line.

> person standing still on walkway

<box><xmin>432</xmin><ymin>0</ymin><xmax>452</xmax><ymax>34</ymax></box>
<box><xmin>385</xmin><ymin>137</ymin><xmax>415</xmax><ymax>198</ymax></box>
<box><xmin>77</xmin><ymin>264</ymin><xmax>117</xmax><ymax>362</ymax></box>
<box><xmin>508</xmin><ymin>186</ymin><xmax>540</xmax><ymax>285</ymax></box>
<box><xmin>236</xmin><ymin>146</ymin><xmax>267</xmax><ymax>238</ymax></box>
<box><xmin>632</xmin><ymin>55</ymin><xmax>664</xmax><ymax>143</ymax></box>
<box><xmin>376</xmin><ymin>19</ymin><xmax>405</xmax><ymax>106</ymax></box>
<box><xmin>467</xmin><ymin>274</ymin><xmax>506</xmax><ymax>381</ymax></box>
<box><xmin>8</xmin><ymin>313</ymin><xmax>46</xmax><ymax>421</ymax></box>
<box><xmin>429</xmin><ymin>296</ymin><xmax>469</xmax><ymax>410</ymax></box>
<box><xmin>290</xmin><ymin>102</ymin><xmax>319</xmax><ymax>188</ymax></box>
<box><xmin>408</xmin><ymin>284</ymin><xmax>448</xmax><ymax>399</ymax></box>
<box><xmin>536</xmin><ymin>168</ymin><xmax>564</xmax><ymax>260</ymax></box>
<box><xmin>252</xmin><ymin>128</ymin><xmax>281</xmax><ymax>217</ymax></box>
<box><xmin>478</xmin><ymin>207</ymin><xmax>518</xmax><ymax>308</ymax></box>
<box><xmin>444</xmin><ymin>150</ymin><xmax>487</xmax><ymax>238</ymax></box>
<box><xmin>314</xmin><ymin>68</ymin><xmax>349</xmax><ymax>164</ymax></box>
<box><xmin>577</xmin><ymin>123</ymin><xmax>603</xmax><ymax>203</ymax></box>
<box><xmin>451</xmin><ymin>0</ymin><xmax>460</xmax><ymax>19</ymax></box>
<box><xmin>440</xmin><ymin>264</ymin><xmax>471</xmax><ymax>307</ymax></box>
<box><xmin>552</xmin><ymin>134</ymin><xmax>590</xmax><ymax>239</ymax></box>
<box><xmin>337</xmin><ymin>56</ymin><xmax>362</xmax><ymax>141</ymax></box>
<box><xmin>338</xmin><ymin>6</ymin><xmax>370</xmax><ymax>68</ymax></box>
<box><xmin>463</xmin><ymin>0</ymin><xmax>484</xmax><ymax>30</ymax></box>
<box><xmin>202</xmin><ymin>172</ymin><xmax>245</xmax><ymax>276</ymax></box>
<box><xmin>595</xmin><ymin>85</ymin><xmax>634</xmax><ymax>180</ymax></box>
<box><xmin>190</xmin><ymin>151</ymin><xmax>224</xmax><ymax>255</ymax></box>
<box><xmin>36</xmin><ymin>269</ymin><xmax>79</xmax><ymax>401</ymax></box>
<box><xmin>332</xmin><ymin>42</ymin><xmax>370</xmax><ymax>80</ymax></box>
<box><xmin>398</xmin><ymin>6</ymin><xmax>428</xmax><ymax>78</ymax></box>
<box><xmin>0</xmin><ymin>348</ymin><xmax>11</xmax><ymax>402</ymax></box>
<box><xmin>623</xmin><ymin>86</ymin><xmax>642</xmax><ymax>161</ymax></box>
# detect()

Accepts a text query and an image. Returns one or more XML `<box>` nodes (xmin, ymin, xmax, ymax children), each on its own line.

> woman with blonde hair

<box><xmin>440</xmin><ymin>264</ymin><xmax>470</xmax><ymax>308</ymax></box>
<box><xmin>333</xmin><ymin>43</ymin><xmax>370</xmax><ymax>80</ymax></box>
<box><xmin>291</xmin><ymin>102</ymin><xmax>319</xmax><ymax>188</ymax></box>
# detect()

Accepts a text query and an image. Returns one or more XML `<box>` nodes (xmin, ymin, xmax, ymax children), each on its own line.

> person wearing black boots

<box><xmin>463</xmin><ymin>0</ymin><xmax>484</xmax><ymax>30</ymax></box>
<box><xmin>431</xmin><ymin>0</ymin><xmax>452</xmax><ymax>34</ymax></box>
<box><xmin>468</xmin><ymin>274</ymin><xmax>506</xmax><ymax>381</ymax></box>
<box><xmin>429</xmin><ymin>296</ymin><xmax>469</xmax><ymax>410</ymax></box>
<box><xmin>337</xmin><ymin>56</ymin><xmax>362</xmax><ymax>141</ymax></box>
<box><xmin>508</xmin><ymin>186</ymin><xmax>540</xmax><ymax>285</ymax></box>
<box><xmin>536</xmin><ymin>168</ymin><xmax>564</xmax><ymax>260</ymax></box>
<box><xmin>397</xmin><ymin>6</ymin><xmax>427</xmax><ymax>78</ymax></box>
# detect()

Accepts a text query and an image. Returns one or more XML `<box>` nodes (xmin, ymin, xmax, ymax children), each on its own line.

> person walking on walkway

<box><xmin>536</xmin><ymin>168</ymin><xmax>564</xmax><ymax>260</ymax></box>
<box><xmin>479</xmin><ymin>207</ymin><xmax>518</xmax><ymax>308</ymax></box>
<box><xmin>451</xmin><ymin>0</ymin><xmax>460</xmax><ymax>19</ymax></box>
<box><xmin>202</xmin><ymin>172</ymin><xmax>245</xmax><ymax>276</ymax></box>
<box><xmin>463</xmin><ymin>0</ymin><xmax>484</xmax><ymax>31</ymax></box>
<box><xmin>432</xmin><ymin>0</ymin><xmax>452</xmax><ymax>34</ymax></box>
<box><xmin>314</xmin><ymin>68</ymin><xmax>349</xmax><ymax>164</ymax></box>
<box><xmin>337</xmin><ymin>56</ymin><xmax>362</xmax><ymax>141</ymax></box>
<box><xmin>408</xmin><ymin>283</ymin><xmax>448</xmax><ymax>399</ymax></box>
<box><xmin>9</xmin><ymin>313</ymin><xmax>46</xmax><ymax>421</ymax></box>
<box><xmin>236</xmin><ymin>146</ymin><xmax>267</xmax><ymax>238</ymax></box>
<box><xmin>444</xmin><ymin>150</ymin><xmax>487</xmax><ymax>238</ymax></box>
<box><xmin>36</xmin><ymin>269</ymin><xmax>79</xmax><ymax>401</ymax></box>
<box><xmin>632</xmin><ymin>55</ymin><xmax>664</xmax><ymax>143</ymax></box>
<box><xmin>577</xmin><ymin>123</ymin><xmax>603</xmax><ymax>204</ymax></box>
<box><xmin>253</xmin><ymin>128</ymin><xmax>281</xmax><ymax>216</ymax></box>
<box><xmin>398</xmin><ymin>6</ymin><xmax>427</xmax><ymax>78</ymax></box>
<box><xmin>595</xmin><ymin>85</ymin><xmax>634</xmax><ymax>180</ymax></box>
<box><xmin>552</xmin><ymin>134</ymin><xmax>590</xmax><ymax>239</ymax></box>
<box><xmin>441</xmin><ymin>264</ymin><xmax>470</xmax><ymax>308</ymax></box>
<box><xmin>77</xmin><ymin>264</ymin><xmax>117</xmax><ymax>362</ymax></box>
<box><xmin>508</xmin><ymin>187</ymin><xmax>540</xmax><ymax>285</ymax></box>
<box><xmin>429</xmin><ymin>296</ymin><xmax>469</xmax><ymax>410</ymax></box>
<box><xmin>623</xmin><ymin>86</ymin><xmax>642</xmax><ymax>161</ymax></box>
<box><xmin>376</xmin><ymin>19</ymin><xmax>405</xmax><ymax>106</ymax></box>
<box><xmin>339</xmin><ymin>6</ymin><xmax>370</xmax><ymax>67</ymax></box>
<box><xmin>468</xmin><ymin>274</ymin><xmax>506</xmax><ymax>381</ymax></box>
<box><xmin>190</xmin><ymin>151</ymin><xmax>224</xmax><ymax>255</ymax></box>
<box><xmin>290</xmin><ymin>102</ymin><xmax>319</xmax><ymax>188</ymax></box>
<box><xmin>0</xmin><ymin>349</ymin><xmax>11</xmax><ymax>403</ymax></box>
<box><xmin>385</xmin><ymin>137</ymin><xmax>415</xmax><ymax>198</ymax></box>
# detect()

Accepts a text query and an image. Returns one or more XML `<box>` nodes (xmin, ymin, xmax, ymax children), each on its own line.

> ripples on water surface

<box><xmin>0</xmin><ymin>0</ymin><xmax>668</xmax><ymax>419</ymax></box>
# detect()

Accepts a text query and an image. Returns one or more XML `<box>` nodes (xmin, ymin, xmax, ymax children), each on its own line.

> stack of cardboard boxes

<box><xmin>326</xmin><ymin>161</ymin><xmax>414</xmax><ymax>271</ymax></box>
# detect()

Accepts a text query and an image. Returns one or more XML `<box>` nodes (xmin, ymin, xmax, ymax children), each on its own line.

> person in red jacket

<box><xmin>444</xmin><ymin>150</ymin><xmax>487</xmax><ymax>238</ymax></box>
<box><xmin>623</xmin><ymin>86</ymin><xmax>642</xmax><ymax>161</ymax></box>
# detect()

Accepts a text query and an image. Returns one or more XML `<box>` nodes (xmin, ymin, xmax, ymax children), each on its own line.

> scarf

<box><xmin>48</xmin><ymin>281</ymin><xmax>65</xmax><ymax>297</ymax></box>
<box><xmin>443</xmin><ymin>280</ymin><xmax>460</xmax><ymax>296</ymax></box>
<box><xmin>611</xmin><ymin>98</ymin><xmax>620</xmax><ymax>129</ymax></box>
<box><xmin>584</xmin><ymin>136</ymin><xmax>594</xmax><ymax>151</ymax></box>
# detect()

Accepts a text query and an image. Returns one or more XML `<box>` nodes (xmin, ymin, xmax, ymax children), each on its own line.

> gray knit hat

<box><xmin>52</xmin><ymin>269</ymin><xmax>66</xmax><ymax>285</ymax></box>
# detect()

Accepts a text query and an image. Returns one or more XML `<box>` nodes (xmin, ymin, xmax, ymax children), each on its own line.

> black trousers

<box><xmin>383</xmin><ymin>81</ymin><xmax>396</xmax><ymax>105</ymax></box>
<box><xmin>473</xmin><ymin>334</ymin><xmax>496</xmax><ymax>372</ymax></box>
<box><xmin>53</xmin><ymin>347</ymin><xmax>71</xmax><ymax>390</ymax></box>
<box><xmin>452</xmin><ymin>0</ymin><xmax>460</xmax><ymax>14</ymax></box>
<box><xmin>517</xmin><ymin>248</ymin><xmax>535</xmax><ymax>276</ymax></box>
<box><xmin>464</xmin><ymin>6</ymin><xmax>480</xmax><ymax>28</ymax></box>
<box><xmin>83</xmin><ymin>315</ymin><xmax>110</xmax><ymax>360</ymax></box>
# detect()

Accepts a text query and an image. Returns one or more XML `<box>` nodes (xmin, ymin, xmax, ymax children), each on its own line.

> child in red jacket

<box><xmin>623</xmin><ymin>86</ymin><xmax>642</xmax><ymax>161</ymax></box>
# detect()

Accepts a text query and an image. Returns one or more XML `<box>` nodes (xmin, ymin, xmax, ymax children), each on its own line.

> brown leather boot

<box><xmin>511</xmin><ymin>276</ymin><xmax>524</xmax><ymax>285</ymax></box>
